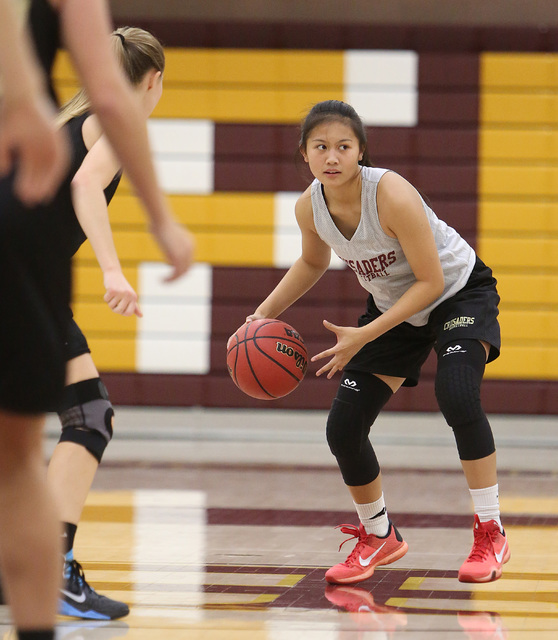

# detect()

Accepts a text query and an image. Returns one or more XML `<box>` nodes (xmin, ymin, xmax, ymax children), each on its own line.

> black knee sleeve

<box><xmin>435</xmin><ymin>340</ymin><xmax>495</xmax><ymax>460</ymax></box>
<box><xmin>57</xmin><ymin>378</ymin><xmax>114</xmax><ymax>463</ymax></box>
<box><xmin>326</xmin><ymin>372</ymin><xmax>393</xmax><ymax>486</ymax></box>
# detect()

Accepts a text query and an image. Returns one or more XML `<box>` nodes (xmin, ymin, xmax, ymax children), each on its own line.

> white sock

<box><xmin>354</xmin><ymin>494</ymin><xmax>390</xmax><ymax>538</ymax></box>
<box><xmin>470</xmin><ymin>484</ymin><xmax>502</xmax><ymax>531</ymax></box>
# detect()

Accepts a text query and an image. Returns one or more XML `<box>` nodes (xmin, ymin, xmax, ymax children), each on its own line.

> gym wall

<box><xmin>55</xmin><ymin>2</ymin><xmax>558</xmax><ymax>413</ymax></box>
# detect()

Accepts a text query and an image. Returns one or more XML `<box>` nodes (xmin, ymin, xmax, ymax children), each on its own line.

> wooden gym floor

<box><xmin>1</xmin><ymin>407</ymin><xmax>557</xmax><ymax>639</ymax></box>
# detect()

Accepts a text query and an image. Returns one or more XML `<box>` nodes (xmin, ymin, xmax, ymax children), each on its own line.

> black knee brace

<box><xmin>326</xmin><ymin>372</ymin><xmax>393</xmax><ymax>486</ymax></box>
<box><xmin>435</xmin><ymin>340</ymin><xmax>495</xmax><ymax>460</ymax></box>
<box><xmin>57</xmin><ymin>378</ymin><xmax>114</xmax><ymax>463</ymax></box>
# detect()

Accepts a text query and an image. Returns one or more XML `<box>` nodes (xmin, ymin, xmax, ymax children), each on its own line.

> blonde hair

<box><xmin>57</xmin><ymin>26</ymin><xmax>165</xmax><ymax>127</ymax></box>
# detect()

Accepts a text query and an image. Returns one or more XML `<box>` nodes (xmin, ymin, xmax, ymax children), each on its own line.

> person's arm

<box><xmin>312</xmin><ymin>171</ymin><xmax>445</xmax><ymax>378</ymax></box>
<box><xmin>359</xmin><ymin>172</ymin><xmax>444</xmax><ymax>334</ymax></box>
<box><xmin>0</xmin><ymin>0</ymin><xmax>68</xmax><ymax>205</ymax></box>
<box><xmin>53</xmin><ymin>0</ymin><xmax>194</xmax><ymax>280</ymax></box>
<box><xmin>71</xmin><ymin>128</ymin><xmax>141</xmax><ymax>316</ymax></box>
<box><xmin>247</xmin><ymin>190</ymin><xmax>331</xmax><ymax>321</ymax></box>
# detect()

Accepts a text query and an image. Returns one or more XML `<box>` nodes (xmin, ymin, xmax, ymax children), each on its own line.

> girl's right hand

<box><xmin>150</xmin><ymin>218</ymin><xmax>195</xmax><ymax>282</ymax></box>
<box><xmin>227</xmin><ymin>313</ymin><xmax>266</xmax><ymax>349</ymax></box>
<box><xmin>103</xmin><ymin>269</ymin><xmax>142</xmax><ymax>317</ymax></box>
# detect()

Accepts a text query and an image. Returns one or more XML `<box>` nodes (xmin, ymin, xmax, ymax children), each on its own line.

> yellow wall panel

<box><xmin>75</xmin><ymin>232</ymin><xmax>164</xmax><ymax>263</ymax></box>
<box><xmin>73</xmin><ymin>264</ymin><xmax>105</xmax><ymax>297</ymax></box>
<box><xmin>163</xmin><ymin>49</ymin><xmax>344</xmax><ymax>85</ymax></box>
<box><xmin>194</xmin><ymin>232</ymin><xmax>274</xmax><ymax>266</ymax></box>
<box><xmin>57</xmin><ymin>83</ymin><xmax>344</xmax><ymax>123</ymax></box>
<box><xmin>108</xmin><ymin>193</ymin><xmax>276</xmax><ymax>229</ymax></box>
<box><xmin>487</xmin><ymin>346</ymin><xmax>558</xmax><ymax>380</ymax></box>
<box><xmin>478</xmin><ymin>238</ymin><xmax>558</xmax><ymax>269</ymax></box>
<box><xmin>54</xmin><ymin>48</ymin><xmax>344</xmax><ymax>86</ymax></box>
<box><xmin>52</xmin><ymin>52</ymin><xmax>77</xmax><ymax>82</ymax></box>
<box><xmin>481</xmin><ymin>54</ymin><xmax>558</xmax><ymax>88</ymax></box>
<box><xmin>495</xmin><ymin>274</ymin><xmax>558</xmax><ymax>305</ymax></box>
<box><xmin>480</xmin><ymin>130</ymin><xmax>558</xmax><ymax>161</ymax></box>
<box><xmin>178</xmin><ymin>193</ymin><xmax>275</xmax><ymax>227</ymax></box>
<box><xmin>497</xmin><ymin>310</ymin><xmax>558</xmax><ymax>341</ymax></box>
<box><xmin>478</xmin><ymin>201</ymin><xmax>558</xmax><ymax>233</ymax></box>
<box><xmin>73</xmin><ymin>303</ymin><xmax>137</xmax><ymax>334</ymax></box>
<box><xmin>481</xmin><ymin>94</ymin><xmax>558</xmax><ymax>125</ymax></box>
<box><xmin>479</xmin><ymin>166</ymin><xmax>558</xmax><ymax>197</ymax></box>
<box><xmin>480</xmin><ymin>53</ymin><xmax>558</xmax><ymax>381</ymax></box>
<box><xmin>83</xmin><ymin>338</ymin><xmax>136</xmax><ymax>371</ymax></box>
<box><xmin>152</xmin><ymin>87</ymin><xmax>344</xmax><ymax>123</ymax></box>
<box><xmin>74</xmin><ymin>229</ymin><xmax>274</xmax><ymax>267</ymax></box>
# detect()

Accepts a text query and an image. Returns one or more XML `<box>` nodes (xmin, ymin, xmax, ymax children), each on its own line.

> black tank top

<box><xmin>59</xmin><ymin>113</ymin><xmax>122</xmax><ymax>257</ymax></box>
<box><xmin>1</xmin><ymin>1</ymin><xmax>63</xmax><ymax>219</ymax></box>
<box><xmin>28</xmin><ymin>0</ymin><xmax>60</xmax><ymax>103</ymax></box>
<box><xmin>7</xmin><ymin>0</ymin><xmax>121</xmax><ymax>258</ymax></box>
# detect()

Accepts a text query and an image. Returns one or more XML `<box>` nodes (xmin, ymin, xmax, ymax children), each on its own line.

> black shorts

<box><xmin>65</xmin><ymin>313</ymin><xmax>91</xmax><ymax>362</ymax></box>
<box><xmin>0</xmin><ymin>176</ymin><xmax>71</xmax><ymax>413</ymax></box>
<box><xmin>345</xmin><ymin>256</ymin><xmax>501</xmax><ymax>387</ymax></box>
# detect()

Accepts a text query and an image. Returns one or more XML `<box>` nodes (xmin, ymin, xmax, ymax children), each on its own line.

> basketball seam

<box><xmin>244</xmin><ymin>326</ymin><xmax>275</xmax><ymax>398</ymax></box>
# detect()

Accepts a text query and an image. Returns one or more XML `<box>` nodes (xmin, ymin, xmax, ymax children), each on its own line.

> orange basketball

<box><xmin>226</xmin><ymin>319</ymin><xmax>308</xmax><ymax>400</ymax></box>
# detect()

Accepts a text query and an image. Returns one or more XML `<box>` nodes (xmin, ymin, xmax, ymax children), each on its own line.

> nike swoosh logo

<box><xmin>359</xmin><ymin>541</ymin><xmax>387</xmax><ymax>567</ymax></box>
<box><xmin>60</xmin><ymin>588</ymin><xmax>86</xmax><ymax>604</ymax></box>
<box><xmin>495</xmin><ymin>539</ymin><xmax>507</xmax><ymax>564</ymax></box>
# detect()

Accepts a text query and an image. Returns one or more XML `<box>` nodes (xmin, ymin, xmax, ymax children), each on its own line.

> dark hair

<box><xmin>299</xmin><ymin>100</ymin><xmax>372</xmax><ymax>166</ymax></box>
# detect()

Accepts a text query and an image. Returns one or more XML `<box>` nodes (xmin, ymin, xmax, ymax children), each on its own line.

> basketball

<box><xmin>226</xmin><ymin>319</ymin><xmax>308</xmax><ymax>400</ymax></box>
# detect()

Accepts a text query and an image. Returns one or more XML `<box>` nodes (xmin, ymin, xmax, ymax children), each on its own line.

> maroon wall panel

<box><xmin>113</xmin><ymin>19</ymin><xmax>558</xmax><ymax>53</ymax></box>
<box><xmin>101</xmin><ymin>267</ymin><xmax>557</xmax><ymax>415</ymax></box>
<box><xmin>102</xmin><ymin>372</ymin><xmax>558</xmax><ymax>415</ymax></box>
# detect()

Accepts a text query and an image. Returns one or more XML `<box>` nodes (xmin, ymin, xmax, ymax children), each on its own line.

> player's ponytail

<box><xmin>56</xmin><ymin>26</ymin><xmax>165</xmax><ymax>128</ymax></box>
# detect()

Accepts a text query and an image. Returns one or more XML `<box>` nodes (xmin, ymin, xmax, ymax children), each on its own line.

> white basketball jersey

<box><xmin>311</xmin><ymin>166</ymin><xmax>475</xmax><ymax>326</ymax></box>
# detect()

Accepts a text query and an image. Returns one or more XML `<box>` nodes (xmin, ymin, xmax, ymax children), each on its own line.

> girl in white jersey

<box><xmin>246</xmin><ymin>100</ymin><xmax>509</xmax><ymax>586</ymax></box>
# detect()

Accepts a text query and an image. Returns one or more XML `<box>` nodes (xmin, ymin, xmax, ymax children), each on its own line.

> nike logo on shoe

<box><xmin>494</xmin><ymin>539</ymin><xmax>508</xmax><ymax>564</ymax></box>
<box><xmin>359</xmin><ymin>541</ymin><xmax>387</xmax><ymax>567</ymax></box>
<box><xmin>60</xmin><ymin>588</ymin><xmax>86</xmax><ymax>604</ymax></box>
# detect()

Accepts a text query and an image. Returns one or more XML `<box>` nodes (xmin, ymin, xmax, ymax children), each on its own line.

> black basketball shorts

<box><xmin>65</xmin><ymin>313</ymin><xmax>91</xmax><ymax>362</ymax></box>
<box><xmin>0</xmin><ymin>177</ymin><xmax>71</xmax><ymax>413</ymax></box>
<box><xmin>345</xmin><ymin>256</ymin><xmax>501</xmax><ymax>387</ymax></box>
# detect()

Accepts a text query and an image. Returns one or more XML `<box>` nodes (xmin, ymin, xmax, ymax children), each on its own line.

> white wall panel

<box><xmin>137</xmin><ymin>263</ymin><xmax>212</xmax><ymax>373</ymax></box>
<box><xmin>344</xmin><ymin>50</ymin><xmax>418</xmax><ymax>126</ymax></box>
<box><xmin>147</xmin><ymin>119</ymin><xmax>214</xmax><ymax>193</ymax></box>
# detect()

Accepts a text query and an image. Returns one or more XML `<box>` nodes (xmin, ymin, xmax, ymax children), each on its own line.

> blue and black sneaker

<box><xmin>59</xmin><ymin>559</ymin><xmax>129</xmax><ymax>620</ymax></box>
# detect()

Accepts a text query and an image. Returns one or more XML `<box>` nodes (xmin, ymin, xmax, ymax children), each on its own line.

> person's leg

<box><xmin>48</xmin><ymin>352</ymin><xmax>129</xmax><ymax>620</ymax></box>
<box><xmin>0</xmin><ymin>410</ymin><xmax>59</xmax><ymax>634</ymax></box>
<box><xmin>344</xmin><ymin>374</ymin><xmax>405</xmax><ymax>537</ymax></box>
<box><xmin>435</xmin><ymin>339</ymin><xmax>509</xmax><ymax>582</ymax></box>
<box><xmin>435</xmin><ymin>339</ymin><xmax>501</xmax><ymax>514</ymax></box>
<box><xmin>460</xmin><ymin>453</ymin><xmax>497</xmax><ymax>490</ymax></box>
<box><xmin>47</xmin><ymin>353</ymin><xmax>101</xmax><ymax>529</ymax></box>
<box><xmin>325</xmin><ymin>372</ymin><xmax>408</xmax><ymax>585</ymax></box>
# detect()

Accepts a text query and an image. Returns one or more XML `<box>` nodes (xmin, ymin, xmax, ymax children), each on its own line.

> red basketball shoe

<box><xmin>325</xmin><ymin>522</ymin><xmax>408</xmax><ymax>585</ymax></box>
<box><xmin>458</xmin><ymin>516</ymin><xmax>510</xmax><ymax>583</ymax></box>
<box><xmin>325</xmin><ymin>584</ymin><xmax>408</xmax><ymax>631</ymax></box>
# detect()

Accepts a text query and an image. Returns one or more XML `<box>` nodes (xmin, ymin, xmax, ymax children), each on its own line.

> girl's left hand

<box><xmin>311</xmin><ymin>320</ymin><xmax>367</xmax><ymax>379</ymax></box>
